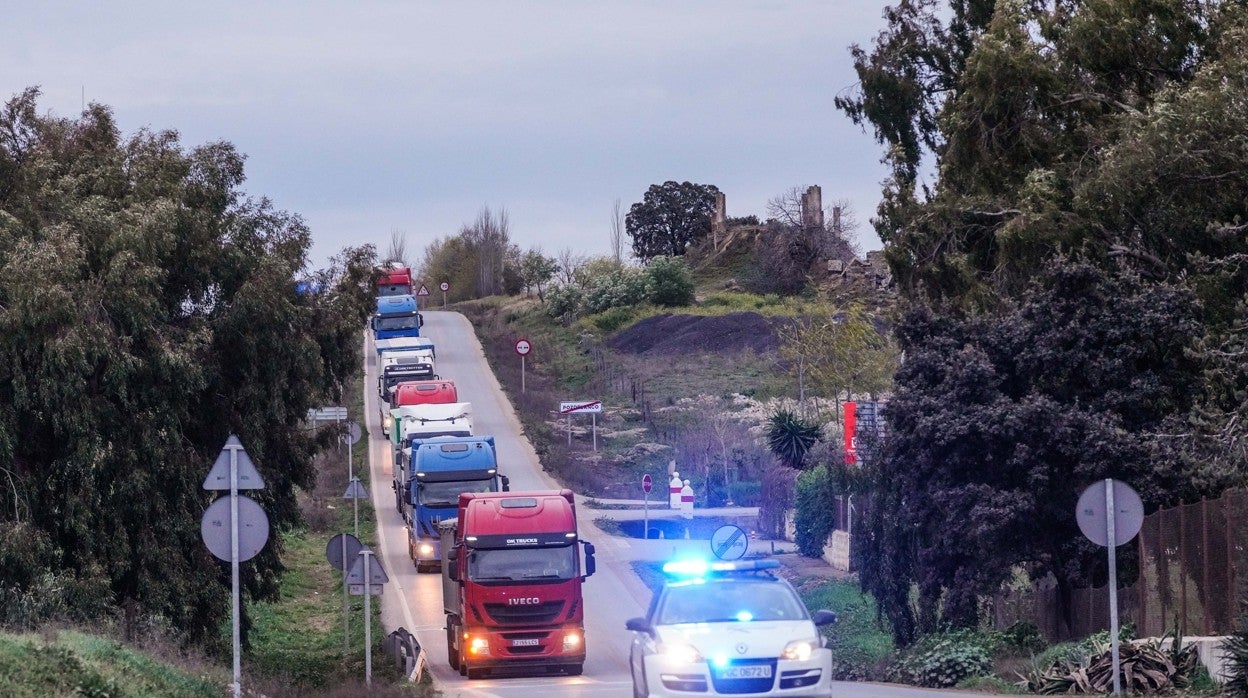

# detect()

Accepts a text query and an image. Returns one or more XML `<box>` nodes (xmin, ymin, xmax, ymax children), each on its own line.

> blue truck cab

<box><xmin>402</xmin><ymin>436</ymin><xmax>508</xmax><ymax>572</ymax></box>
<box><xmin>373</xmin><ymin>295</ymin><xmax>422</xmax><ymax>340</ymax></box>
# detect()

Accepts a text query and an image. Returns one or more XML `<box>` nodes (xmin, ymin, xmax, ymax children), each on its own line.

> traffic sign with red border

<box><xmin>642</xmin><ymin>474</ymin><xmax>653</xmax><ymax>493</ymax></box>
<box><xmin>514</xmin><ymin>338</ymin><xmax>532</xmax><ymax>356</ymax></box>
<box><xmin>439</xmin><ymin>281</ymin><xmax>450</xmax><ymax>292</ymax></box>
<box><xmin>416</xmin><ymin>284</ymin><xmax>430</xmax><ymax>296</ymax></box>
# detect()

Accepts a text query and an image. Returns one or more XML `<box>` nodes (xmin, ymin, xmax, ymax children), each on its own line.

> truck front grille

<box><xmin>484</xmin><ymin>601</ymin><xmax>564</xmax><ymax>625</ymax></box>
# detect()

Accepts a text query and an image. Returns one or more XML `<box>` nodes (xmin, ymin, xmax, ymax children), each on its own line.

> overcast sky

<box><xmin>5</xmin><ymin>1</ymin><xmax>896</xmax><ymax>270</ymax></box>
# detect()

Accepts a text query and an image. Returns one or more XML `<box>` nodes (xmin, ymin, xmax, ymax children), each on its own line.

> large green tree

<box><xmin>0</xmin><ymin>88</ymin><xmax>374</xmax><ymax>643</ymax></box>
<box><xmin>856</xmin><ymin>263</ymin><xmax>1203</xmax><ymax>643</ymax></box>
<box><xmin>625</xmin><ymin>181</ymin><xmax>719</xmax><ymax>260</ymax></box>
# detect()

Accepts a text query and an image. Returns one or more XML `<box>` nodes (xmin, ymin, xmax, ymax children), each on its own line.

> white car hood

<box><xmin>655</xmin><ymin>620</ymin><xmax>818</xmax><ymax>659</ymax></box>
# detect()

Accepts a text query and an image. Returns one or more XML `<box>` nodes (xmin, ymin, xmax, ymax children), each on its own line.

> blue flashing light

<box><xmin>735</xmin><ymin>610</ymin><xmax>754</xmax><ymax>622</ymax></box>
<box><xmin>662</xmin><ymin>558</ymin><xmax>781</xmax><ymax>578</ymax></box>
<box><xmin>711</xmin><ymin>655</ymin><xmax>730</xmax><ymax>668</ymax></box>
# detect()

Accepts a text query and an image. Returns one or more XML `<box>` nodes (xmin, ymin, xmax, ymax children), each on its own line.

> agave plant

<box><xmin>1020</xmin><ymin>631</ymin><xmax>1200</xmax><ymax>695</ymax></box>
<box><xmin>1225</xmin><ymin>627</ymin><xmax>1248</xmax><ymax>697</ymax></box>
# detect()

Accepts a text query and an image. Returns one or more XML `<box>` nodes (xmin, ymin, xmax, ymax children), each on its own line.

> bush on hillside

<box><xmin>794</xmin><ymin>465</ymin><xmax>839</xmax><ymax>557</ymax></box>
<box><xmin>644</xmin><ymin>256</ymin><xmax>695</xmax><ymax>307</ymax></box>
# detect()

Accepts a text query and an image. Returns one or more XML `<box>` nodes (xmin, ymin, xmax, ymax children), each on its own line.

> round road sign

<box><xmin>201</xmin><ymin>495</ymin><xmax>270</xmax><ymax>562</ymax></box>
<box><xmin>1076</xmin><ymin>479</ymin><xmax>1144</xmax><ymax>547</ymax></box>
<box><xmin>642</xmin><ymin>474</ymin><xmax>653</xmax><ymax>493</ymax></box>
<box><xmin>710</xmin><ymin>524</ymin><xmax>748</xmax><ymax>561</ymax></box>
<box><xmin>325</xmin><ymin>533</ymin><xmax>364</xmax><ymax>571</ymax></box>
<box><xmin>341</xmin><ymin>420</ymin><xmax>361</xmax><ymax>446</ymax></box>
<box><xmin>439</xmin><ymin>281</ymin><xmax>450</xmax><ymax>292</ymax></box>
<box><xmin>514</xmin><ymin>338</ymin><xmax>532</xmax><ymax>356</ymax></box>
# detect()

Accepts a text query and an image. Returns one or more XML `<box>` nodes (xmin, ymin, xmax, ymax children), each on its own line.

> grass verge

<box><xmin>0</xmin><ymin>630</ymin><xmax>225</xmax><ymax>697</ymax></box>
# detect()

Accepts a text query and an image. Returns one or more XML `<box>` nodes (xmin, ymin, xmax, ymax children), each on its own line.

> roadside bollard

<box><xmin>669</xmin><ymin>472</ymin><xmax>682</xmax><ymax>509</ymax></box>
<box><xmin>680</xmin><ymin>480</ymin><xmax>694</xmax><ymax>520</ymax></box>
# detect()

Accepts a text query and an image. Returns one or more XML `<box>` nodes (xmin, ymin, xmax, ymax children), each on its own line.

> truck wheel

<box><xmin>446</xmin><ymin>625</ymin><xmax>459</xmax><ymax>671</ymax></box>
<box><xmin>467</xmin><ymin>667</ymin><xmax>490</xmax><ymax>680</ymax></box>
<box><xmin>565</xmin><ymin>664</ymin><xmax>583</xmax><ymax>676</ymax></box>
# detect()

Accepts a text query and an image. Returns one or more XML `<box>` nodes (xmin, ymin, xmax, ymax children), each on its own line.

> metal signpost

<box><xmin>440</xmin><ymin>280</ymin><xmax>449</xmax><ymax>309</ymax></box>
<box><xmin>559</xmin><ymin>400</ymin><xmax>602</xmax><ymax>449</ymax></box>
<box><xmin>326</xmin><ymin>533</ymin><xmax>363</xmax><ymax>652</ymax></box>
<box><xmin>201</xmin><ymin>435</ymin><xmax>269</xmax><ymax>698</ymax></box>
<box><xmin>514</xmin><ymin>338</ymin><xmax>531</xmax><ymax>392</ymax></box>
<box><xmin>1076</xmin><ymin>479</ymin><xmax>1144</xmax><ymax>697</ymax></box>
<box><xmin>346</xmin><ymin>548</ymin><xmax>390</xmax><ymax>687</ymax></box>
<box><xmin>642</xmin><ymin>474</ymin><xmax>653</xmax><ymax>540</ymax></box>
<box><xmin>343</xmin><ymin>477</ymin><xmax>368</xmax><ymax>540</ymax></box>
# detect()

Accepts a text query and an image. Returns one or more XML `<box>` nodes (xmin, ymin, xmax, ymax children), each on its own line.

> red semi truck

<box><xmin>441</xmin><ymin>490</ymin><xmax>596</xmax><ymax>679</ymax></box>
<box><xmin>377</xmin><ymin>266</ymin><xmax>413</xmax><ymax>297</ymax></box>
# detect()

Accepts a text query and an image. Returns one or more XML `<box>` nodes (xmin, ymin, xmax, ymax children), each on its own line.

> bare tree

<box><xmin>384</xmin><ymin>228</ymin><xmax>410</xmax><ymax>267</ymax></box>
<box><xmin>555</xmin><ymin>247</ymin><xmax>586</xmax><ymax>286</ymax></box>
<box><xmin>461</xmin><ymin>206</ymin><xmax>511</xmax><ymax>297</ymax></box>
<box><xmin>610</xmin><ymin>198</ymin><xmax>624</xmax><ymax>264</ymax></box>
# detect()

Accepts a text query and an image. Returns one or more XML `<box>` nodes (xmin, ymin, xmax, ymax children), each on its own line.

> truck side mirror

<box><xmin>582</xmin><ymin>541</ymin><xmax>596</xmax><ymax>579</ymax></box>
<box><xmin>500</xmin><ymin>476</ymin><xmax>511</xmax><ymax>492</ymax></box>
<box><xmin>447</xmin><ymin>559</ymin><xmax>459</xmax><ymax>582</ymax></box>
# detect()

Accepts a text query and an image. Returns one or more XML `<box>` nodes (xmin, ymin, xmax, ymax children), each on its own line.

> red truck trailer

<box><xmin>441</xmin><ymin>490</ymin><xmax>596</xmax><ymax>679</ymax></box>
<box><xmin>376</xmin><ymin>266</ymin><xmax>413</xmax><ymax>297</ymax></box>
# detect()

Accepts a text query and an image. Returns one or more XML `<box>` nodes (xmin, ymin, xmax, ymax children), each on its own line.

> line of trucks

<box><xmin>371</xmin><ymin>265</ymin><xmax>595</xmax><ymax>678</ymax></box>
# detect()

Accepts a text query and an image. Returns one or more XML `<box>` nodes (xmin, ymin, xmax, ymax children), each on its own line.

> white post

<box><xmin>567</xmin><ymin>414</ymin><xmax>572</xmax><ymax>446</ymax></box>
<box><xmin>364</xmin><ymin>550</ymin><xmax>373</xmax><ymax>688</ymax></box>
<box><xmin>521</xmin><ymin>356</ymin><xmax>526</xmax><ymax>393</ymax></box>
<box><xmin>643</xmin><ymin>487</ymin><xmax>649</xmax><ymax>540</ymax></box>
<box><xmin>592</xmin><ymin>413</ymin><xmax>597</xmax><ymax>451</ymax></box>
<box><xmin>230</xmin><ymin>446</ymin><xmax>241</xmax><ymax>698</ymax></box>
<box><xmin>1105</xmin><ymin>479</ymin><xmax>1122</xmax><ymax>696</ymax></box>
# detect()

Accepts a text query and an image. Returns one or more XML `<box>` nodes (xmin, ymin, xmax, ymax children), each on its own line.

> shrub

<box><xmin>644</xmin><ymin>256</ymin><xmax>695</xmax><ymax>307</ymax></box>
<box><xmin>800</xmin><ymin>578</ymin><xmax>894</xmax><ymax>680</ymax></box>
<box><xmin>544</xmin><ymin>284</ymin><xmax>584</xmax><ymax>320</ymax></box>
<box><xmin>793</xmin><ymin>465</ymin><xmax>838</xmax><ymax>557</ymax></box>
<box><xmin>891</xmin><ymin>632</ymin><xmax>993</xmax><ymax>688</ymax></box>
<box><xmin>588</xmin><ymin>306</ymin><xmax>638</xmax><ymax>333</ymax></box>
<box><xmin>583</xmin><ymin>268</ymin><xmax>647</xmax><ymax>314</ymax></box>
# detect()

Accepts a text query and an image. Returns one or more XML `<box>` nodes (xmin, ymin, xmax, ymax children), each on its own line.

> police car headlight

<box><xmin>781</xmin><ymin>639</ymin><xmax>817</xmax><ymax>661</ymax></box>
<box><xmin>658</xmin><ymin>642</ymin><xmax>703</xmax><ymax>664</ymax></box>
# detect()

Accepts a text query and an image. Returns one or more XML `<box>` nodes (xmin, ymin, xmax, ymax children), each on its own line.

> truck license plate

<box><xmin>720</xmin><ymin>665</ymin><xmax>772</xmax><ymax>679</ymax></box>
<box><xmin>511</xmin><ymin>638</ymin><xmax>540</xmax><ymax>647</ymax></box>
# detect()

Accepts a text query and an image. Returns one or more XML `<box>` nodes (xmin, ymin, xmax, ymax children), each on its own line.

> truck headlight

<box><xmin>468</xmin><ymin>636</ymin><xmax>490</xmax><ymax>655</ymax></box>
<box><xmin>781</xmin><ymin>639</ymin><xmax>817</xmax><ymax>661</ymax></box>
<box><xmin>418</xmin><ymin>543</ymin><xmax>434</xmax><ymax>557</ymax></box>
<box><xmin>562</xmin><ymin>630</ymin><xmax>582</xmax><ymax>651</ymax></box>
<box><xmin>658</xmin><ymin>642</ymin><xmax>702</xmax><ymax>664</ymax></box>
<box><xmin>382</xmin><ymin>415</ymin><xmax>392</xmax><ymax>429</ymax></box>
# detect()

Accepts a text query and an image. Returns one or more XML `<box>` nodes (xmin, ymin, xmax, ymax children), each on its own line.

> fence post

<box><xmin>1202</xmin><ymin>497</ymin><xmax>1211</xmax><ymax>635</ymax></box>
<box><xmin>1158</xmin><ymin>505</ymin><xmax>1169</xmax><ymax>633</ymax></box>
<box><xmin>1179</xmin><ymin>502</ymin><xmax>1187</xmax><ymax>634</ymax></box>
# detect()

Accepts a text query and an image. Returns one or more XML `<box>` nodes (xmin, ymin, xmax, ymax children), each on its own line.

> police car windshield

<box><xmin>657</xmin><ymin>579</ymin><xmax>806</xmax><ymax>624</ymax></box>
<box><xmin>467</xmin><ymin>546</ymin><xmax>576</xmax><ymax>582</ymax></box>
<box><xmin>376</xmin><ymin>315</ymin><xmax>420</xmax><ymax>330</ymax></box>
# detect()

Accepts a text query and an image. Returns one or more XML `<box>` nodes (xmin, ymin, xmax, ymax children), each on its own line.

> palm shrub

<box><xmin>1226</xmin><ymin>626</ymin><xmax>1248</xmax><ymax>697</ymax></box>
<box><xmin>764</xmin><ymin>409</ymin><xmax>822</xmax><ymax>469</ymax></box>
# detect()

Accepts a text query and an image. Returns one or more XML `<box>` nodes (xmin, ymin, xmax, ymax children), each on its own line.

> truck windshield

<box><xmin>375</xmin><ymin>315</ymin><xmax>420</xmax><ymax>331</ymax></box>
<box><xmin>418</xmin><ymin>479</ymin><xmax>496</xmax><ymax>507</ymax></box>
<box><xmin>467</xmin><ymin>545</ymin><xmax>577</xmax><ymax>582</ymax></box>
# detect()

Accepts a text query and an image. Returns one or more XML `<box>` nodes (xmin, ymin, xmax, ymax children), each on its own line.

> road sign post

<box><xmin>326</xmin><ymin>533</ymin><xmax>363</xmax><ymax>653</ymax></box>
<box><xmin>347</xmin><ymin>549</ymin><xmax>389</xmax><ymax>687</ymax></box>
<box><xmin>1076</xmin><ymin>479</ymin><xmax>1144</xmax><ymax>697</ymax></box>
<box><xmin>440</xmin><ymin>280</ymin><xmax>449</xmax><ymax>309</ymax></box>
<box><xmin>344</xmin><ymin>477</ymin><xmax>368</xmax><ymax>540</ymax></box>
<box><xmin>515</xmin><ymin>338</ymin><xmax>531</xmax><ymax>392</ymax></box>
<box><xmin>642</xmin><ymin>474</ymin><xmax>653</xmax><ymax>540</ymax></box>
<box><xmin>202</xmin><ymin>435</ymin><xmax>268</xmax><ymax>698</ymax></box>
<box><xmin>559</xmin><ymin>400</ymin><xmax>602</xmax><ymax>449</ymax></box>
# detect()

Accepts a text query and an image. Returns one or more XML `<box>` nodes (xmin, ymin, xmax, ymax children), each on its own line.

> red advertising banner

<box><xmin>844</xmin><ymin>401</ymin><xmax>858</xmax><ymax>464</ymax></box>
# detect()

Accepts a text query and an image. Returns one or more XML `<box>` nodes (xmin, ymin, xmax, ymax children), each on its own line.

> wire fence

<box><xmin>994</xmin><ymin>488</ymin><xmax>1248</xmax><ymax>641</ymax></box>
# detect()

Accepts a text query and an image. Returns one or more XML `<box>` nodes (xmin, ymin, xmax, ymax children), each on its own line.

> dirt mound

<box><xmin>608</xmin><ymin>312</ymin><xmax>782</xmax><ymax>355</ymax></box>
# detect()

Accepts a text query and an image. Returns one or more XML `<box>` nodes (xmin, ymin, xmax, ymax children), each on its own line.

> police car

<box><xmin>625</xmin><ymin>559</ymin><xmax>836</xmax><ymax>697</ymax></box>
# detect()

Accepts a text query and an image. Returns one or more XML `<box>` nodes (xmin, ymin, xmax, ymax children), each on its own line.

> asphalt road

<box><xmin>361</xmin><ymin>310</ymin><xmax>1006</xmax><ymax>698</ymax></box>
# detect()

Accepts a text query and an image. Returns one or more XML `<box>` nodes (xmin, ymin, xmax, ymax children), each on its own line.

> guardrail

<box><xmin>384</xmin><ymin>627</ymin><xmax>426</xmax><ymax>681</ymax></box>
